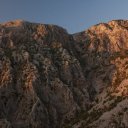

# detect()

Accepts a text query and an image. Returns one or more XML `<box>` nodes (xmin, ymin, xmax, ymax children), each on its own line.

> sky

<box><xmin>0</xmin><ymin>0</ymin><xmax>128</xmax><ymax>33</ymax></box>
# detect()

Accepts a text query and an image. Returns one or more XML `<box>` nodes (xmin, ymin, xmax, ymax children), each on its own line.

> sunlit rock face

<box><xmin>0</xmin><ymin>20</ymin><xmax>89</xmax><ymax>128</ymax></box>
<box><xmin>0</xmin><ymin>20</ymin><xmax>128</xmax><ymax>128</ymax></box>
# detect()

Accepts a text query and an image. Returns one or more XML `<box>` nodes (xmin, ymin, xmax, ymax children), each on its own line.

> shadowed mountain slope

<box><xmin>0</xmin><ymin>20</ymin><xmax>128</xmax><ymax>128</ymax></box>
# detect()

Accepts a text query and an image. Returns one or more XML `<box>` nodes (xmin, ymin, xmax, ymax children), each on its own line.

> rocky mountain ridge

<box><xmin>0</xmin><ymin>20</ymin><xmax>127</xmax><ymax>128</ymax></box>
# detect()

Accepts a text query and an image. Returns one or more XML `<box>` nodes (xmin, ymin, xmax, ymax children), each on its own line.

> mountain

<box><xmin>0</xmin><ymin>20</ymin><xmax>127</xmax><ymax>128</ymax></box>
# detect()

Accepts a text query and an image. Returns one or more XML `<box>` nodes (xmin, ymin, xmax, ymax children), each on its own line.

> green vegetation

<box><xmin>79</xmin><ymin>59</ymin><xmax>86</xmax><ymax>66</ymax></box>
<box><xmin>63</xmin><ymin>108</ymin><xmax>104</xmax><ymax>128</ymax></box>
<box><xmin>5</xmin><ymin>48</ymin><xmax>12</xmax><ymax>58</ymax></box>
<box><xmin>63</xmin><ymin>94</ymin><xmax>125</xmax><ymax>128</ymax></box>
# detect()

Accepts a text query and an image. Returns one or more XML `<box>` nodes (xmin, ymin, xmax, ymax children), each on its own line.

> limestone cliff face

<box><xmin>0</xmin><ymin>20</ymin><xmax>128</xmax><ymax>128</ymax></box>
<box><xmin>71</xmin><ymin>20</ymin><xmax>128</xmax><ymax>128</ymax></box>
<box><xmin>0</xmin><ymin>20</ymin><xmax>89</xmax><ymax>128</ymax></box>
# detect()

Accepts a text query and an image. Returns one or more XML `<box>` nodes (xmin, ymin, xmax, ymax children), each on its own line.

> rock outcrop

<box><xmin>0</xmin><ymin>20</ymin><xmax>128</xmax><ymax>128</ymax></box>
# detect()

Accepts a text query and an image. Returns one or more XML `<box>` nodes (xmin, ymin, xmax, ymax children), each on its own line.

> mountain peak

<box><xmin>0</xmin><ymin>20</ymin><xmax>128</xmax><ymax>128</ymax></box>
<box><xmin>1</xmin><ymin>19</ymin><xmax>28</xmax><ymax>27</ymax></box>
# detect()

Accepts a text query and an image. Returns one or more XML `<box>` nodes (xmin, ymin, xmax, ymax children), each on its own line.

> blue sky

<box><xmin>0</xmin><ymin>0</ymin><xmax>128</xmax><ymax>33</ymax></box>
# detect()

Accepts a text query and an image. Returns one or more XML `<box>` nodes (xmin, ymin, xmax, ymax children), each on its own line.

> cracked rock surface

<box><xmin>0</xmin><ymin>20</ymin><xmax>128</xmax><ymax>128</ymax></box>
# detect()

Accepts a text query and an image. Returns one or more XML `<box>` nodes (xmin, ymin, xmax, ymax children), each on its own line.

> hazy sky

<box><xmin>0</xmin><ymin>0</ymin><xmax>128</xmax><ymax>33</ymax></box>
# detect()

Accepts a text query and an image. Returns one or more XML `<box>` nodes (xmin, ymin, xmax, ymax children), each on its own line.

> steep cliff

<box><xmin>69</xmin><ymin>20</ymin><xmax>128</xmax><ymax>128</ymax></box>
<box><xmin>0</xmin><ymin>20</ymin><xmax>128</xmax><ymax>128</ymax></box>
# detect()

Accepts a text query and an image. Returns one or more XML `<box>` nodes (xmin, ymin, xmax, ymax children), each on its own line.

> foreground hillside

<box><xmin>0</xmin><ymin>20</ymin><xmax>128</xmax><ymax>128</ymax></box>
